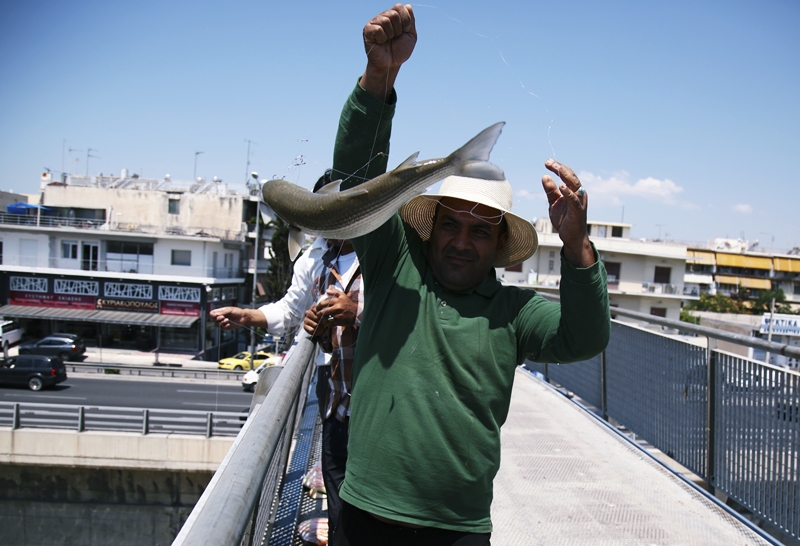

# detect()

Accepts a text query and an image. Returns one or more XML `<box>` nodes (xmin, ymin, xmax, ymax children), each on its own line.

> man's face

<box><xmin>427</xmin><ymin>197</ymin><xmax>508</xmax><ymax>292</ymax></box>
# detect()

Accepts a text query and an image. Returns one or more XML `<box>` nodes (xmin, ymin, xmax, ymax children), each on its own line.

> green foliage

<box><xmin>684</xmin><ymin>289</ymin><xmax>798</xmax><ymax>316</ymax></box>
<box><xmin>679</xmin><ymin>309</ymin><xmax>700</xmax><ymax>324</ymax></box>
<box><xmin>749</xmin><ymin>289</ymin><xmax>795</xmax><ymax>315</ymax></box>
<box><xmin>263</xmin><ymin>217</ymin><xmax>300</xmax><ymax>302</ymax></box>
<box><xmin>684</xmin><ymin>292</ymin><xmax>747</xmax><ymax>314</ymax></box>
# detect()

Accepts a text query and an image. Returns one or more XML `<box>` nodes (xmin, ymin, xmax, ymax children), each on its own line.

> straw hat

<box><xmin>399</xmin><ymin>175</ymin><xmax>538</xmax><ymax>268</ymax></box>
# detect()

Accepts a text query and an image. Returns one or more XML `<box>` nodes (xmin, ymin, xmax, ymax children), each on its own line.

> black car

<box><xmin>0</xmin><ymin>354</ymin><xmax>68</xmax><ymax>391</ymax></box>
<box><xmin>18</xmin><ymin>335</ymin><xmax>86</xmax><ymax>361</ymax></box>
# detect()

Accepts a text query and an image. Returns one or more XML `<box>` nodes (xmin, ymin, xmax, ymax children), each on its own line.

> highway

<box><xmin>0</xmin><ymin>375</ymin><xmax>253</xmax><ymax>413</ymax></box>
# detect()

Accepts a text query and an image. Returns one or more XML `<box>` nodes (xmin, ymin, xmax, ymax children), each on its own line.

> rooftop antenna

<box><xmin>194</xmin><ymin>151</ymin><xmax>204</xmax><ymax>181</ymax></box>
<box><xmin>244</xmin><ymin>139</ymin><xmax>257</xmax><ymax>188</ymax></box>
<box><xmin>86</xmin><ymin>148</ymin><xmax>100</xmax><ymax>176</ymax></box>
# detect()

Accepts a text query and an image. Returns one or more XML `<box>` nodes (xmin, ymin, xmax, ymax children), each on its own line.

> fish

<box><xmin>262</xmin><ymin>121</ymin><xmax>507</xmax><ymax>260</ymax></box>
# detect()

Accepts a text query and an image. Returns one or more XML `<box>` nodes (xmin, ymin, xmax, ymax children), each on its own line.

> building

<box><xmin>0</xmin><ymin>172</ymin><xmax>271</xmax><ymax>360</ymax></box>
<box><xmin>499</xmin><ymin>219</ymin><xmax>691</xmax><ymax>321</ymax></box>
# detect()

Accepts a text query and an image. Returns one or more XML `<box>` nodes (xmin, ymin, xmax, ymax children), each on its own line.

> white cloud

<box><xmin>577</xmin><ymin>170</ymin><xmax>690</xmax><ymax>207</ymax></box>
<box><xmin>733</xmin><ymin>204</ymin><xmax>753</xmax><ymax>214</ymax></box>
<box><xmin>515</xmin><ymin>188</ymin><xmax>545</xmax><ymax>201</ymax></box>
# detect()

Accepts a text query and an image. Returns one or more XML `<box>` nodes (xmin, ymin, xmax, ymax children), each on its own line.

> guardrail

<box><xmin>0</xmin><ymin>401</ymin><xmax>243</xmax><ymax>437</ymax></box>
<box><xmin>66</xmin><ymin>362</ymin><xmax>244</xmax><ymax>381</ymax></box>
<box><xmin>173</xmin><ymin>333</ymin><xmax>316</xmax><ymax>546</ymax></box>
<box><xmin>527</xmin><ymin>303</ymin><xmax>800</xmax><ymax>543</ymax></box>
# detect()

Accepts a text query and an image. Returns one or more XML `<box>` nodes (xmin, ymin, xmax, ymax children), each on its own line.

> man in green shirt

<box><xmin>330</xmin><ymin>5</ymin><xmax>610</xmax><ymax>545</ymax></box>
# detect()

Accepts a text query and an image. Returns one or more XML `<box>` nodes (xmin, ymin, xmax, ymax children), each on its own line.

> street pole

<box><xmin>194</xmin><ymin>151</ymin><xmax>204</xmax><ymax>181</ymax></box>
<box><xmin>249</xmin><ymin>173</ymin><xmax>261</xmax><ymax>370</ymax></box>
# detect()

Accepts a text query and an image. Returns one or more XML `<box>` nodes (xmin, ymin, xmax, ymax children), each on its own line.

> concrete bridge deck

<box><xmin>488</xmin><ymin>368</ymin><xmax>772</xmax><ymax>545</ymax></box>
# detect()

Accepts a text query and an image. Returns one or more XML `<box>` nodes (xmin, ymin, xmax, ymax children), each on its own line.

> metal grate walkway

<box><xmin>491</xmin><ymin>368</ymin><xmax>775</xmax><ymax>545</ymax></box>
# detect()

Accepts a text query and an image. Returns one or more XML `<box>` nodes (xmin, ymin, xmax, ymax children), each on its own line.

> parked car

<box><xmin>218</xmin><ymin>350</ymin><xmax>280</xmax><ymax>371</ymax></box>
<box><xmin>0</xmin><ymin>354</ymin><xmax>68</xmax><ymax>391</ymax></box>
<box><xmin>18</xmin><ymin>335</ymin><xmax>87</xmax><ymax>361</ymax></box>
<box><xmin>0</xmin><ymin>320</ymin><xmax>24</xmax><ymax>353</ymax></box>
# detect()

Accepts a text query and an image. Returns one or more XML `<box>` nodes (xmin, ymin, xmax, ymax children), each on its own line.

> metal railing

<box><xmin>173</xmin><ymin>333</ymin><xmax>317</xmax><ymax>546</ymax></box>
<box><xmin>0</xmin><ymin>401</ymin><xmax>243</xmax><ymax>437</ymax></box>
<box><xmin>0</xmin><ymin>212</ymin><xmax>246</xmax><ymax>242</ymax></box>
<box><xmin>527</xmin><ymin>305</ymin><xmax>800</xmax><ymax>541</ymax></box>
<box><xmin>65</xmin><ymin>362</ymin><xmax>244</xmax><ymax>381</ymax></box>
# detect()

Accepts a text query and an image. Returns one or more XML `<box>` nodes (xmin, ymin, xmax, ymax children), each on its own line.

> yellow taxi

<box><xmin>218</xmin><ymin>351</ymin><xmax>279</xmax><ymax>371</ymax></box>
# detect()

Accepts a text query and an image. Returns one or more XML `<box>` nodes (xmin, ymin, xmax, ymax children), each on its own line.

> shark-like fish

<box><xmin>262</xmin><ymin>121</ymin><xmax>507</xmax><ymax>260</ymax></box>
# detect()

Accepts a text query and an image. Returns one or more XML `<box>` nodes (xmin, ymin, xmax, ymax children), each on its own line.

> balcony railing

<box><xmin>0</xmin><ymin>212</ymin><xmax>246</xmax><ymax>242</ymax></box>
<box><xmin>0</xmin><ymin>255</ymin><xmax>244</xmax><ymax>279</ymax></box>
<box><xmin>642</xmin><ymin>282</ymin><xmax>681</xmax><ymax>294</ymax></box>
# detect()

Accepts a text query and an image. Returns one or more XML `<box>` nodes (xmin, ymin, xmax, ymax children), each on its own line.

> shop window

<box><xmin>171</xmin><ymin>249</ymin><xmax>191</xmax><ymax>266</ymax></box>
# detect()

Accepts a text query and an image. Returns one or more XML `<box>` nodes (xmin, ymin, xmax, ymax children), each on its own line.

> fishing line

<box><xmin>411</xmin><ymin>4</ymin><xmax>559</xmax><ymax>162</ymax></box>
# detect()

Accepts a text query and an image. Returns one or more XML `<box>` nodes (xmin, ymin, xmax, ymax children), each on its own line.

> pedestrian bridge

<box><xmin>174</xmin><ymin>306</ymin><xmax>799</xmax><ymax>546</ymax></box>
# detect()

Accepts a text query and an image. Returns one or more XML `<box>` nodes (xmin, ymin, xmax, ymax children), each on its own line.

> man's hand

<box><xmin>315</xmin><ymin>287</ymin><xmax>359</xmax><ymax>327</ymax></box>
<box><xmin>210</xmin><ymin>307</ymin><xmax>266</xmax><ymax>331</ymax></box>
<box><xmin>542</xmin><ymin>159</ymin><xmax>596</xmax><ymax>268</ymax></box>
<box><xmin>360</xmin><ymin>3</ymin><xmax>416</xmax><ymax>101</ymax></box>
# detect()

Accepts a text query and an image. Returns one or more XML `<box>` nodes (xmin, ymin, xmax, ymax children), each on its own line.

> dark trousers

<box><xmin>333</xmin><ymin>501</ymin><xmax>491</xmax><ymax>546</ymax></box>
<box><xmin>316</xmin><ymin>365</ymin><xmax>349</xmax><ymax>543</ymax></box>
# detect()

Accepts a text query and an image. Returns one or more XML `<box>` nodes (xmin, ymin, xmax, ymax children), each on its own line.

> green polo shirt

<box><xmin>333</xmin><ymin>83</ymin><xmax>610</xmax><ymax>533</ymax></box>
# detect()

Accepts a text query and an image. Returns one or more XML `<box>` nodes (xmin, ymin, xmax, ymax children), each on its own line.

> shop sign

<box><xmin>9</xmin><ymin>291</ymin><xmax>95</xmax><ymax>310</ymax></box>
<box><xmin>760</xmin><ymin>314</ymin><xmax>800</xmax><ymax>337</ymax></box>
<box><xmin>161</xmin><ymin>301</ymin><xmax>200</xmax><ymax>316</ymax></box>
<box><xmin>96</xmin><ymin>298</ymin><xmax>160</xmax><ymax>313</ymax></box>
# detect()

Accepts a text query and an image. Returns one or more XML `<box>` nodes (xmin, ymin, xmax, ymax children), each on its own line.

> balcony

<box><xmin>0</xmin><ymin>255</ymin><xmax>244</xmax><ymax>279</ymax></box>
<box><xmin>642</xmin><ymin>282</ymin><xmax>681</xmax><ymax>295</ymax></box>
<box><xmin>0</xmin><ymin>212</ymin><xmax>245</xmax><ymax>242</ymax></box>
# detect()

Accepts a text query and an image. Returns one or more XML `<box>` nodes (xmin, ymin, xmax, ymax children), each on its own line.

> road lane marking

<box><xmin>177</xmin><ymin>389</ymin><xmax>250</xmax><ymax>396</ymax></box>
<box><xmin>182</xmin><ymin>402</ymin><xmax>250</xmax><ymax>408</ymax></box>
<box><xmin>1</xmin><ymin>394</ymin><xmax>87</xmax><ymax>400</ymax></box>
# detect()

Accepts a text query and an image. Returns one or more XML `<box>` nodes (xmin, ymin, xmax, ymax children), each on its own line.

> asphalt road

<box><xmin>0</xmin><ymin>375</ymin><xmax>253</xmax><ymax>413</ymax></box>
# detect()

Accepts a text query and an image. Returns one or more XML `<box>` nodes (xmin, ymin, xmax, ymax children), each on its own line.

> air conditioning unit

<box><xmin>642</xmin><ymin>282</ymin><xmax>650</xmax><ymax>291</ymax></box>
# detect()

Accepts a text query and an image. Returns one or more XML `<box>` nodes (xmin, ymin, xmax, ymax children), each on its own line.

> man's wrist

<box><xmin>359</xmin><ymin>66</ymin><xmax>399</xmax><ymax>102</ymax></box>
<box><xmin>562</xmin><ymin>237</ymin><xmax>596</xmax><ymax>269</ymax></box>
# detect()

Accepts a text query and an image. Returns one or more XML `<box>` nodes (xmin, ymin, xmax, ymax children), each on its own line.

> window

<box><xmin>587</xmin><ymin>225</ymin><xmax>592</xmax><ymax>236</ymax></box>
<box><xmin>171</xmin><ymin>250</ymin><xmax>191</xmax><ymax>266</ymax></box>
<box><xmin>168</xmin><ymin>198</ymin><xmax>180</xmax><ymax>215</ymax></box>
<box><xmin>611</xmin><ymin>226</ymin><xmax>623</xmax><ymax>238</ymax></box>
<box><xmin>596</xmin><ymin>225</ymin><xmax>607</xmax><ymax>238</ymax></box>
<box><xmin>794</xmin><ymin>283</ymin><xmax>800</xmax><ymax>296</ymax></box>
<box><xmin>654</xmin><ymin>266</ymin><xmax>672</xmax><ymax>284</ymax></box>
<box><xmin>0</xmin><ymin>240</ymin><xmax>3</xmax><ymax>264</ymax></box>
<box><xmin>106</xmin><ymin>241</ymin><xmax>154</xmax><ymax>273</ymax></box>
<box><xmin>650</xmin><ymin>307</ymin><xmax>667</xmax><ymax>318</ymax></box>
<box><xmin>548</xmin><ymin>260</ymin><xmax>555</xmax><ymax>271</ymax></box>
<box><xmin>604</xmin><ymin>262</ymin><xmax>621</xmax><ymax>284</ymax></box>
<box><xmin>61</xmin><ymin>241</ymin><xmax>78</xmax><ymax>259</ymax></box>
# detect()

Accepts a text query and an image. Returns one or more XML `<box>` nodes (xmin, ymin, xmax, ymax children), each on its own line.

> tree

<box><xmin>684</xmin><ymin>292</ymin><xmax>747</xmax><ymax>314</ymax></box>
<box><xmin>749</xmin><ymin>289</ymin><xmax>795</xmax><ymax>315</ymax></box>
<box><xmin>262</xmin><ymin>217</ymin><xmax>299</xmax><ymax>302</ymax></box>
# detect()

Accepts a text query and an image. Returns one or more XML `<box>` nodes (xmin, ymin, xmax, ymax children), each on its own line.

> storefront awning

<box><xmin>0</xmin><ymin>305</ymin><xmax>199</xmax><ymax>328</ymax></box>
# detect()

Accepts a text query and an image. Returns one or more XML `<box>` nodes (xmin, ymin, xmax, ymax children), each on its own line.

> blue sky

<box><xmin>1</xmin><ymin>0</ymin><xmax>798</xmax><ymax>252</ymax></box>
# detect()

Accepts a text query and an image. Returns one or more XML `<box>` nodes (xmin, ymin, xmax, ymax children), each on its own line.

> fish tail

<box><xmin>450</xmin><ymin>121</ymin><xmax>507</xmax><ymax>181</ymax></box>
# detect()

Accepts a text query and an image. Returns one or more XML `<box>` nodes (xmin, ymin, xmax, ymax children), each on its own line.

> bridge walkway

<box><xmin>287</xmin><ymin>368</ymin><xmax>774</xmax><ymax>546</ymax></box>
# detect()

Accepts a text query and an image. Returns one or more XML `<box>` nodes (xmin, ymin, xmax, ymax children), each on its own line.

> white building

<box><xmin>0</xmin><ymin>172</ymin><xmax>270</xmax><ymax>359</ymax></box>
<box><xmin>498</xmin><ymin>219</ymin><xmax>690</xmax><ymax>321</ymax></box>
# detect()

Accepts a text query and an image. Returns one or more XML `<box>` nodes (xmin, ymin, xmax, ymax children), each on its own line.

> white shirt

<box><xmin>258</xmin><ymin>237</ymin><xmax>358</xmax><ymax>366</ymax></box>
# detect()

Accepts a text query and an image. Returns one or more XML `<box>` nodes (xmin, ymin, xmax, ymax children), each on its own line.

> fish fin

<box><xmin>316</xmin><ymin>179</ymin><xmax>343</xmax><ymax>195</ymax></box>
<box><xmin>451</xmin><ymin>122</ymin><xmax>507</xmax><ymax>180</ymax></box>
<box><xmin>395</xmin><ymin>152</ymin><xmax>420</xmax><ymax>170</ymax></box>
<box><xmin>288</xmin><ymin>227</ymin><xmax>305</xmax><ymax>261</ymax></box>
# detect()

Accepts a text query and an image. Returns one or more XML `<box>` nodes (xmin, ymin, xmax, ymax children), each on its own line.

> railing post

<box><xmin>142</xmin><ymin>409</ymin><xmax>149</xmax><ymax>435</ymax></box>
<box><xmin>78</xmin><ymin>406</ymin><xmax>85</xmax><ymax>432</ymax></box>
<box><xmin>12</xmin><ymin>403</ymin><xmax>20</xmax><ymax>429</ymax></box>
<box><xmin>206</xmin><ymin>412</ymin><xmax>213</xmax><ymax>438</ymax></box>
<box><xmin>600</xmin><ymin>349</ymin><xmax>608</xmax><ymax>421</ymax></box>
<box><xmin>706</xmin><ymin>343</ymin><xmax>717</xmax><ymax>493</ymax></box>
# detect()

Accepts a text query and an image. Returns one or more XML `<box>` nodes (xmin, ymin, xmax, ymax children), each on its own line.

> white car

<box><xmin>242</xmin><ymin>355</ymin><xmax>282</xmax><ymax>392</ymax></box>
